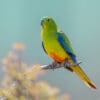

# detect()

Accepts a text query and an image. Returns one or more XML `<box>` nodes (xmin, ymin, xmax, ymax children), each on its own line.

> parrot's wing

<box><xmin>42</xmin><ymin>41</ymin><xmax>48</xmax><ymax>54</ymax></box>
<box><xmin>57</xmin><ymin>32</ymin><xmax>97</xmax><ymax>89</ymax></box>
<box><xmin>57</xmin><ymin>31</ymin><xmax>77</xmax><ymax>62</ymax></box>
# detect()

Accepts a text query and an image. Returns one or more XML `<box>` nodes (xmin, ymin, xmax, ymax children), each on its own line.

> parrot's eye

<box><xmin>47</xmin><ymin>18</ymin><xmax>50</xmax><ymax>22</ymax></box>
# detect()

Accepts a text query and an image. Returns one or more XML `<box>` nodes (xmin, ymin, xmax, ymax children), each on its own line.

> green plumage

<box><xmin>40</xmin><ymin>16</ymin><xmax>96</xmax><ymax>89</ymax></box>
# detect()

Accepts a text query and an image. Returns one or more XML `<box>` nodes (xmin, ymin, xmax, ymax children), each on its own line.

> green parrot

<box><xmin>40</xmin><ymin>16</ymin><xmax>96</xmax><ymax>89</ymax></box>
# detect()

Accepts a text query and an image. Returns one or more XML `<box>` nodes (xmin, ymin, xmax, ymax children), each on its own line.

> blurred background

<box><xmin>0</xmin><ymin>0</ymin><xmax>100</xmax><ymax>100</ymax></box>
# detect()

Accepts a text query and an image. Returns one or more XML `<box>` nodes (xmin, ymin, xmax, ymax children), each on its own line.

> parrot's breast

<box><xmin>49</xmin><ymin>52</ymin><xmax>66</xmax><ymax>62</ymax></box>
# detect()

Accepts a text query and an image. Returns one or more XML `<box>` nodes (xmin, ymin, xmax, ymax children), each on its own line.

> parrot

<box><xmin>40</xmin><ymin>16</ymin><xmax>96</xmax><ymax>89</ymax></box>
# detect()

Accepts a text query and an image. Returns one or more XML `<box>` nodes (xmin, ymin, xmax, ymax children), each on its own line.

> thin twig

<box><xmin>41</xmin><ymin>61</ymin><xmax>82</xmax><ymax>70</ymax></box>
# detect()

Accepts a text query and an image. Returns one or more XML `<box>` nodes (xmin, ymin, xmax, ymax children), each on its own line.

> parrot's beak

<box><xmin>41</xmin><ymin>19</ymin><xmax>44</xmax><ymax>26</ymax></box>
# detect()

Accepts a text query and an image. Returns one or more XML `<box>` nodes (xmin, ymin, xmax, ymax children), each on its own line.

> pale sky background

<box><xmin>0</xmin><ymin>0</ymin><xmax>100</xmax><ymax>100</ymax></box>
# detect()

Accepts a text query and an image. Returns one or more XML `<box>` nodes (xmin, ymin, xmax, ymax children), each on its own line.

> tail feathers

<box><xmin>69</xmin><ymin>65</ymin><xmax>97</xmax><ymax>89</ymax></box>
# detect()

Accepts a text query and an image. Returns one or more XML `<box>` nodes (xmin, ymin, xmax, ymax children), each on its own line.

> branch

<box><xmin>40</xmin><ymin>61</ymin><xmax>82</xmax><ymax>70</ymax></box>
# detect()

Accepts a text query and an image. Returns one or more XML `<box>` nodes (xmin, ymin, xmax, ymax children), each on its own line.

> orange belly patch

<box><xmin>49</xmin><ymin>52</ymin><xmax>66</xmax><ymax>62</ymax></box>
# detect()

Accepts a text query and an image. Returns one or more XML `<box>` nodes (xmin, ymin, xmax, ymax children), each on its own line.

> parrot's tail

<box><xmin>68</xmin><ymin>65</ymin><xmax>97</xmax><ymax>89</ymax></box>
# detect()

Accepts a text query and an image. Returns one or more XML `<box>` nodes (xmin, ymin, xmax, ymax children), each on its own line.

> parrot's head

<box><xmin>41</xmin><ymin>16</ymin><xmax>57</xmax><ymax>30</ymax></box>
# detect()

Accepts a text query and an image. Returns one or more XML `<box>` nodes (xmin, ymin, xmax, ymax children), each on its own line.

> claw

<box><xmin>51</xmin><ymin>61</ymin><xmax>59</xmax><ymax>70</ymax></box>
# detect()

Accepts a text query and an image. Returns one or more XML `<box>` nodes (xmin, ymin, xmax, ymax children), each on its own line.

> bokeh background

<box><xmin>0</xmin><ymin>0</ymin><xmax>100</xmax><ymax>100</ymax></box>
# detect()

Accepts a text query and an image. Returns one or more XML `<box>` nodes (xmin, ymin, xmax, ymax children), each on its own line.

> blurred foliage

<box><xmin>0</xmin><ymin>43</ymin><xmax>70</xmax><ymax>100</ymax></box>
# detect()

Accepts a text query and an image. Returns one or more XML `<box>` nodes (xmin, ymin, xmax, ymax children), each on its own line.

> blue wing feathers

<box><xmin>58</xmin><ymin>35</ymin><xmax>71</xmax><ymax>53</ymax></box>
<box><xmin>57</xmin><ymin>32</ymin><xmax>77</xmax><ymax>63</ymax></box>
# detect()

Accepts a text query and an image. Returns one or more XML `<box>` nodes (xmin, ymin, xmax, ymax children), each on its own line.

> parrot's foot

<box><xmin>62</xmin><ymin>61</ymin><xmax>81</xmax><ymax>67</ymax></box>
<box><xmin>41</xmin><ymin>61</ymin><xmax>63</xmax><ymax>70</ymax></box>
<box><xmin>51</xmin><ymin>61</ymin><xmax>60</xmax><ymax>70</ymax></box>
<box><xmin>50</xmin><ymin>61</ymin><xmax>81</xmax><ymax>71</ymax></box>
<box><xmin>62</xmin><ymin>61</ymin><xmax>82</xmax><ymax>72</ymax></box>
